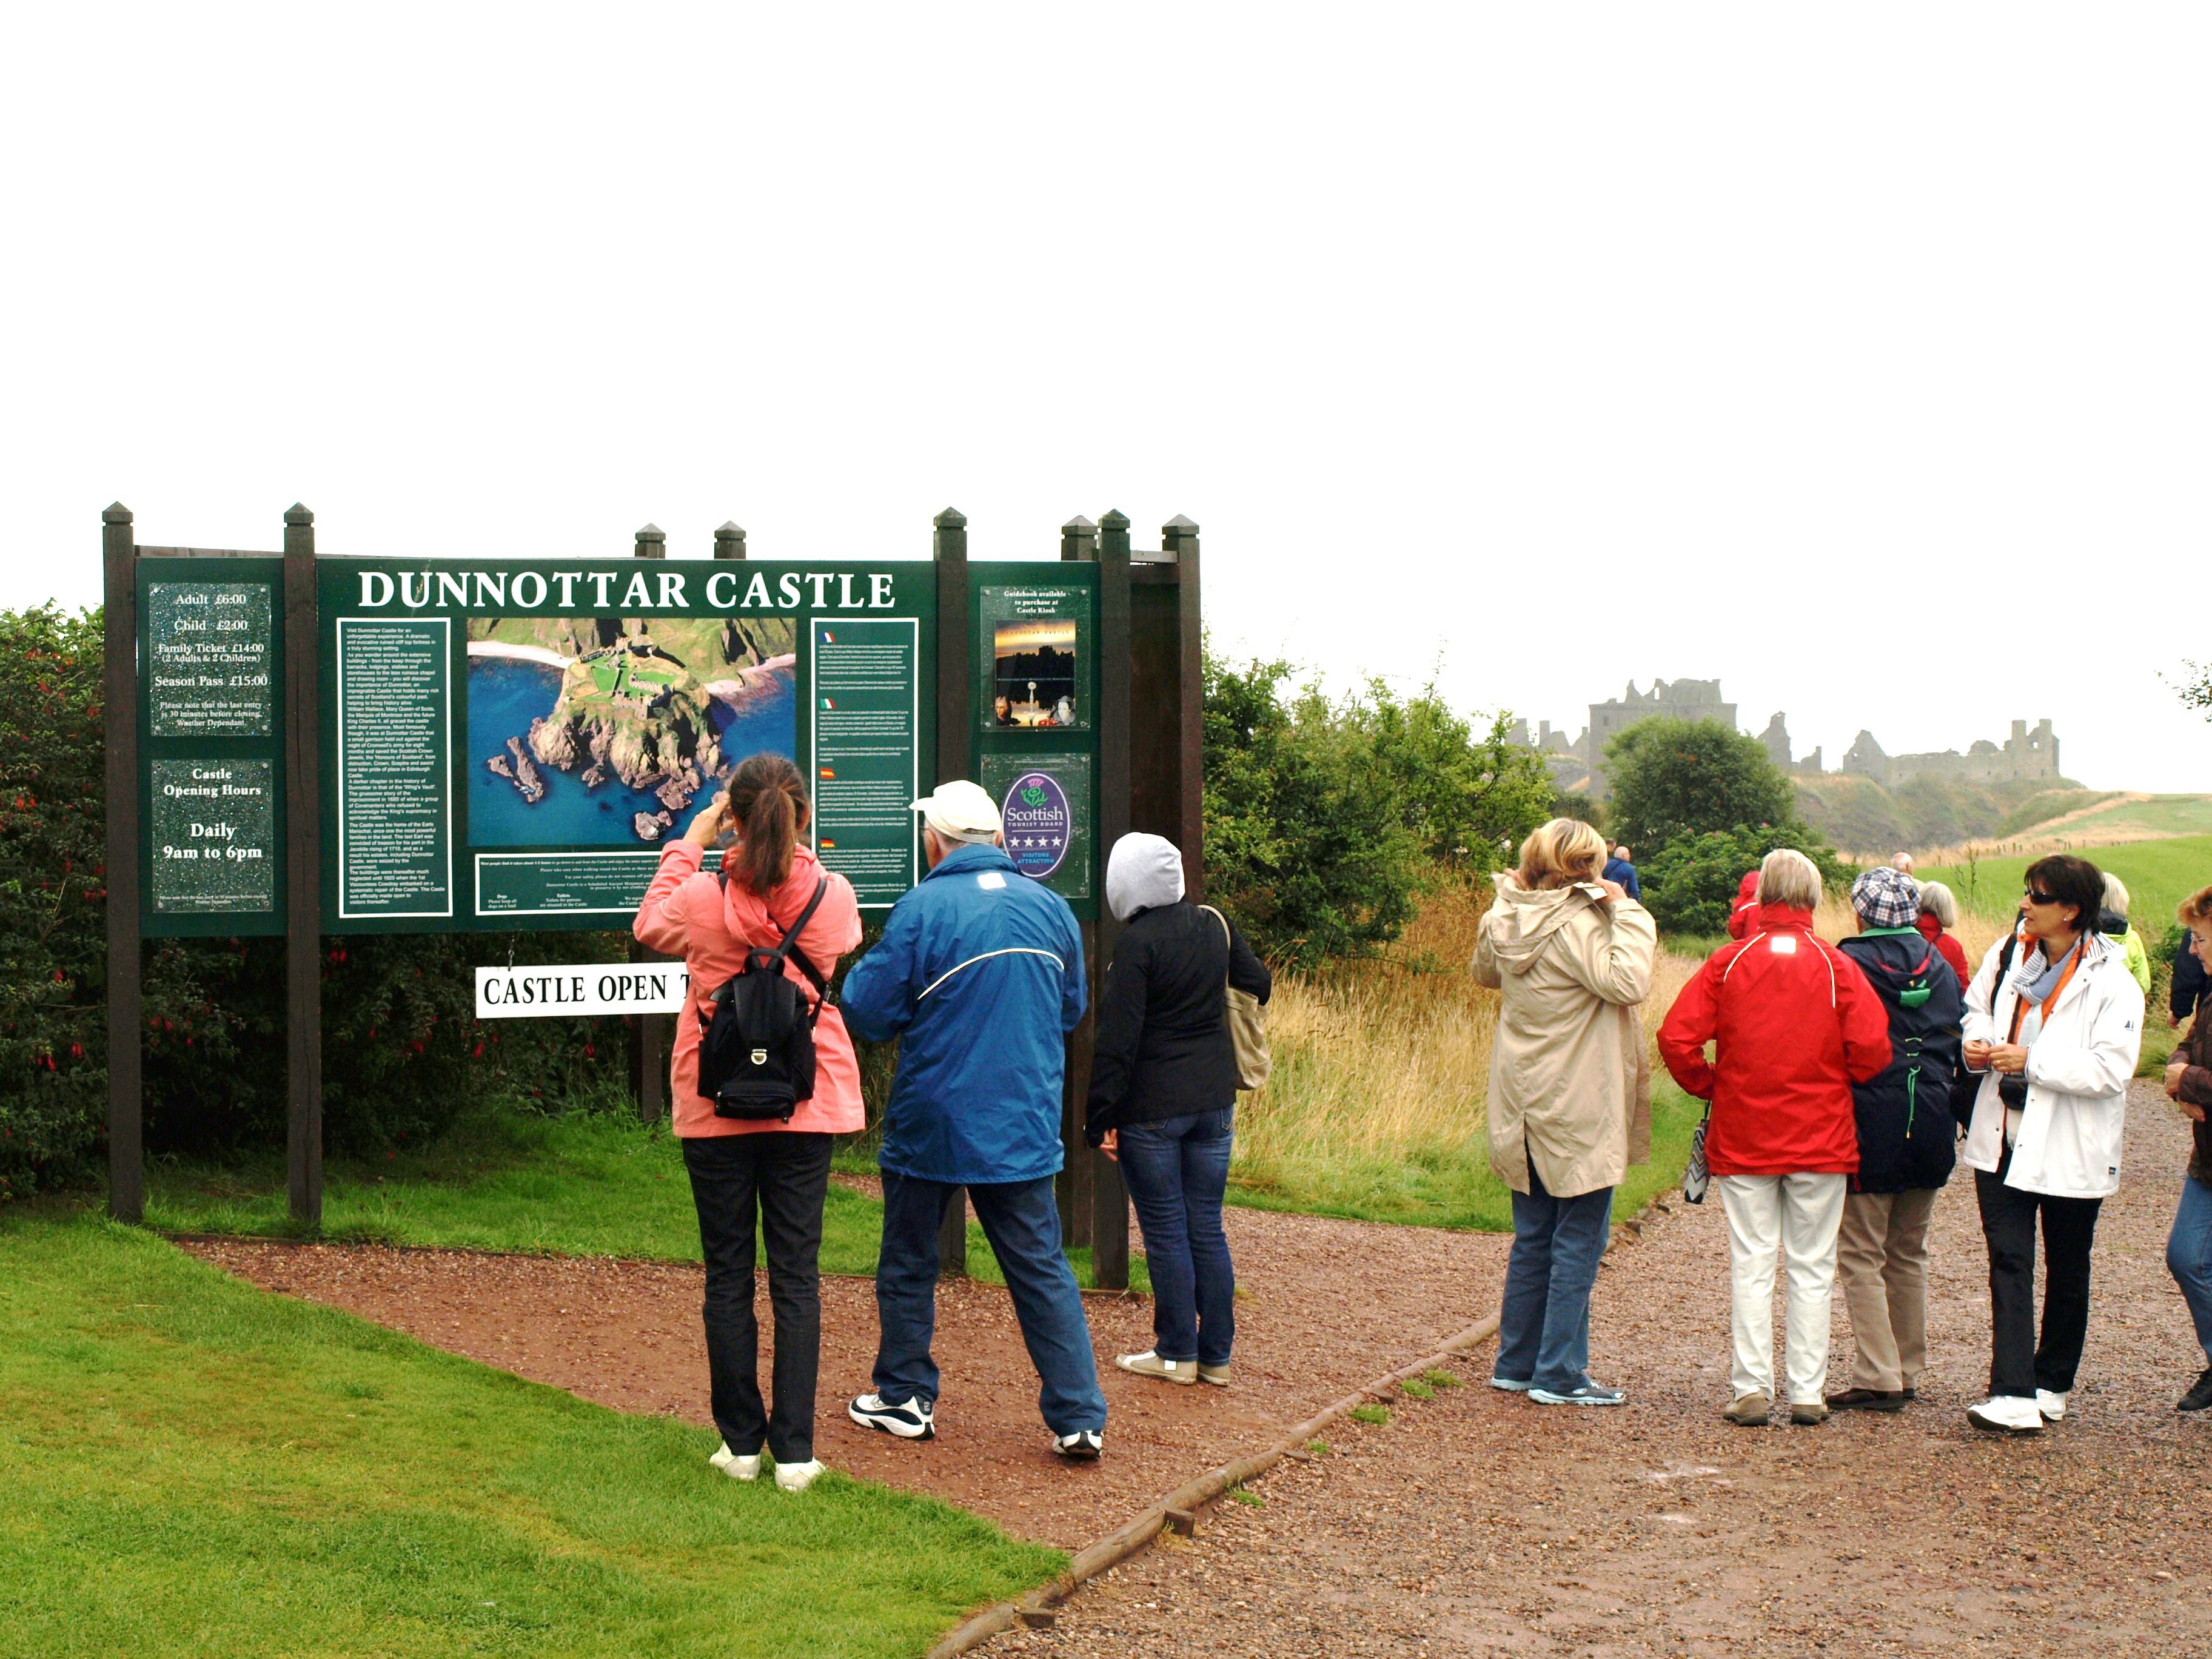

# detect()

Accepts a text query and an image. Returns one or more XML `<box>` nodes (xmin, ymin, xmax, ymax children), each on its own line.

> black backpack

<box><xmin>695</xmin><ymin>876</ymin><xmax>831</xmax><ymax>1122</ymax></box>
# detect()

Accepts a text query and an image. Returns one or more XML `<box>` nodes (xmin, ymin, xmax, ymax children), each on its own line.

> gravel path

<box><xmin>980</xmin><ymin>1082</ymin><xmax>2212</xmax><ymax>1657</ymax></box>
<box><xmin>181</xmin><ymin>1191</ymin><xmax>1510</xmax><ymax>1550</ymax></box>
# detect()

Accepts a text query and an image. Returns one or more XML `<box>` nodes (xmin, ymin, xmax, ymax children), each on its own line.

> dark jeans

<box><xmin>1494</xmin><ymin>1159</ymin><xmax>1614</xmax><ymax>1393</ymax></box>
<box><xmin>1117</xmin><ymin>1108</ymin><xmax>1236</xmax><ymax>1366</ymax></box>
<box><xmin>873</xmin><ymin>1168</ymin><xmax>1107</xmax><ymax>1434</ymax></box>
<box><xmin>1977</xmin><ymin>1145</ymin><xmax>2103</xmax><ymax>1397</ymax></box>
<box><xmin>681</xmin><ymin>1131</ymin><xmax>833</xmax><ymax>1464</ymax></box>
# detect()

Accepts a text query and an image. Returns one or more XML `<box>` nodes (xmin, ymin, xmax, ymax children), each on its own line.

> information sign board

<box><xmin>316</xmin><ymin>559</ymin><xmax>936</xmax><ymax>930</ymax></box>
<box><xmin>136</xmin><ymin>558</ymin><xmax>287</xmax><ymax>937</ymax></box>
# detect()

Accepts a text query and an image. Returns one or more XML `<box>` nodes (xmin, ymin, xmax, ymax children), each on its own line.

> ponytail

<box><xmin>722</xmin><ymin>752</ymin><xmax>808</xmax><ymax>895</ymax></box>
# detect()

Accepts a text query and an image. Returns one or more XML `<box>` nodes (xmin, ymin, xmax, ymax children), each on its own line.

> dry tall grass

<box><xmin>1232</xmin><ymin>882</ymin><xmax>1703</xmax><ymax>1225</ymax></box>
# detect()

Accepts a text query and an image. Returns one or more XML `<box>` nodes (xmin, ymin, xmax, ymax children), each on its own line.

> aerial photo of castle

<box><xmin>1512</xmin><ymin>679</ymin><xmax>2059</xmax><ymax>804</ymax></box>
<box><xmin>466</xmin><ymin>614</ymin><xmax>797</xmax><ymax>846</ymax></box>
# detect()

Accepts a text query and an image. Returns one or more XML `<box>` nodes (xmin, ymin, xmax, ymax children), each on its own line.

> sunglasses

<box><xmin>2023</xmin><ymin>889</ymin><xmax>2061</xmax><ymax>907</ymax></box>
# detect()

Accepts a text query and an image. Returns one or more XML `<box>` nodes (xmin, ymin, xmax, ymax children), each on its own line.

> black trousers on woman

<box><xmin>680</xmin><ymin>1130</ymin><xmax>833</xmax><ymax>1464</ymax></box>
<box><xmin>1976</xmin><ymin>1143</ymin><xmax>2103</xmax><ymax>1398</ymax></box>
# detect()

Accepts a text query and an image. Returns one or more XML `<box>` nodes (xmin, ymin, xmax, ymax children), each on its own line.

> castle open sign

<box><xmin>475</xmin><ymin>964</ymin><xmax>692</xmax><ymax>1018</ymax></box>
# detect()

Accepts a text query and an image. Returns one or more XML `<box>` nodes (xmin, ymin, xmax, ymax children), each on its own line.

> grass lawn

<box><xmin>0</xmin><ymin>1215</ymin><xmax>1061</xmax><ymax>1659</ymax></box>
<box><xmin>140</xmin><ymin>1107</ymin><xmax>1148</xmax><ymax>1292</ymax></box>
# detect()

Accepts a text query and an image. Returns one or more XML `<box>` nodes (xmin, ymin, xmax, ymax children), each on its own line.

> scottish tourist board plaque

<box><xmin>982</xmin><ymin>750</ymin><xmax>1093</xmax><ymax>903</ymax></box>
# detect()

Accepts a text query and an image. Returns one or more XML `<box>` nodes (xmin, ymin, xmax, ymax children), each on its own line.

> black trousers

<box><xmin>680</xmin><ymin>1131</ymin><xmax>833</xmax><ymax>1464</ymax></box>
<box><xmin>1976</xmin><ymin>1145</ymin><xmax>2103</xmax><ymax>1397</ymax></box>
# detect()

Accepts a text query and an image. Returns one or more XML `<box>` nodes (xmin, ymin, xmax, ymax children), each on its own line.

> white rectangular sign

<box><xmin>475</xmin><ymin>962</ymin><xmax>692</xmax><ymax>1018</ymax></box>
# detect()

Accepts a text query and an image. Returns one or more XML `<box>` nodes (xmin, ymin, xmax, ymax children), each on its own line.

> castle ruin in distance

<box><xmin>1512</xmin><ymin>678</ymin><xmax>2059</xmax><ymax>803</ymax></box>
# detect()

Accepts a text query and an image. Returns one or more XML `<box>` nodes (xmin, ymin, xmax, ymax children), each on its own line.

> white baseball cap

<box><xmin>911</xmin><ymin>779</ymin><xmax>1002</xmax><ymax>843</ymax></box>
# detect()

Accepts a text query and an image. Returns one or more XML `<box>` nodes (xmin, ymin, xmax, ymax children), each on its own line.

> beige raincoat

<box><xmin>1472</xmin><ymin>874</ymin><xmax>1657</xmax><ymax>1198</ymax></box>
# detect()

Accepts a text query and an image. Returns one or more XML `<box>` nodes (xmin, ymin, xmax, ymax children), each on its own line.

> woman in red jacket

<box><xmin>1914</xmin><ymin>881</ymin><xmax>1973</xmax><ymax>985</ymax></box>
<box><xmin>1724</xmin><ymin>869</ymin><xmax>1761</xmax><ymax>940</ymax></box>
<box><xmin>633</xmin><ymin>752</ymin><xmax>864</xmax><ymax>1492</ymax></box>
<box><xmin>1660</xmin><ymin>849</ymin><xmax>1892</xmax><ymax>1427</ymax></box>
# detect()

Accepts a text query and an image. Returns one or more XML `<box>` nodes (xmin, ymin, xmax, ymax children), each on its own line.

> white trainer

<box><xmin>774</xmin><ymin>1458</ymin><xmax>827</xmax><ymax>1492</ymax></box>
<box><xmin>708</xmin><ymin>1442</ymin><xmax>762</xmax><ymax>1481</ymax></box>
<box><xmin>1967</xmin><ymin>1395</ymin><xmax>2045</xmax><ymax>1435</ymax></box>
<box><xmin>2037</xmin><ymin>1390</ymin><xmax>2068</xmax><ymax>1422</ymax></box>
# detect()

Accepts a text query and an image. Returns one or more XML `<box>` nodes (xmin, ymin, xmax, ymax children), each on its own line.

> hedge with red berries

<box><xmin>0</xmin><ymin>603</ymin><xmax>632</xmax><ymax>1199</ymax></box>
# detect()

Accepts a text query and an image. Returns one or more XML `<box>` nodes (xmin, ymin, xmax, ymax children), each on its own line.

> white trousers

<box><xmin>1715</xmin><ymin>1172</ymin><xmax>1848</xmax><ymax>1406</ymax></box>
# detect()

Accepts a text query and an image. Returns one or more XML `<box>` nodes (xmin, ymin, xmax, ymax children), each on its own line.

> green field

<box><xmin>1225</xmin><ymin>1075</ymin><xmax>1703</xmax><ymax>1231</ymax></box>
<box><xmin>2040</xmin><ymin>794</ymin><xmax>2212</xmax><ymax>839</ymax></box>
<box><xmin>140</xmin><ymin>1107</ymin><xmax>1149</xmax><ymax>1293</ymax></box>
<box><xmin>0</xmin><ymin>1216</ymin><xmax>1061</xmax><ymax>1659</ymax></box>
<box><xmin>1921</xmin><ymin>834</ymin><xmax>2212</xmax><ymax>934</ymax></box>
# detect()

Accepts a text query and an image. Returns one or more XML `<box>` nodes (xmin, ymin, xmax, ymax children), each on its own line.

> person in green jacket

<box><xmin>2100</xmin><ymin>873</ymin><xmax>2153</xmax><ymax>997</ymax></box>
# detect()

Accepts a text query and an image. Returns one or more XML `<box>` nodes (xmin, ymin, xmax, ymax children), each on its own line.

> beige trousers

<box><xmin>1836</xmin><ymin>1187</ymin><xmax>1937</xmax><ymax>1392</ymax></box>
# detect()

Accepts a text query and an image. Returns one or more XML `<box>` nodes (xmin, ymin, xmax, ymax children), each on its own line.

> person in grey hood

<box><xmin>1087</xmin><ymin>833</ymin><xmax>1270</xmax><ymax>1386</ymax></box>
<box><xmin>1473</xmin><ymin>817</ymin><xmax>1656</xmax><ymax>1406</ymax></box>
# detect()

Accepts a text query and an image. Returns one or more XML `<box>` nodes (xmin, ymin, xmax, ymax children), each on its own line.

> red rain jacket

<box><xmin>1724</xmin><ymin>870</ymin><xmax>1762</xmax><ymax>940</ymax></box>
<box><xmin>1658</xmin><ymin>903</ymin><xmax>1892</xmax><ymax>1176</ymax></box>
<box><xmin>1915</xmin><ymin>910</ymin><xmax>1972</xmax><ymax>985</ymax></box>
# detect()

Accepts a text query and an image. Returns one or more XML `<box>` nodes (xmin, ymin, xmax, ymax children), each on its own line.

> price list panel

<box><xmin>136</xmin><ymin>561</ymin><xmax>286</xmax><ymax>936</ymax></box>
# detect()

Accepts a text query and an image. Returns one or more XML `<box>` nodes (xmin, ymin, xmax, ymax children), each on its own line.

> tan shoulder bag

<box><xmin>1201</xmin><ymin>905</ymin><xmax>1272</xmax><ymax>1091</ymax></box>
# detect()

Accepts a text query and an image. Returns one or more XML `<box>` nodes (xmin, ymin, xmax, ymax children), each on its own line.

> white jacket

<box><xmin>1960</xmin><ymin>930</ymin><xmax>2144</xmax><ymax>1200</ymax></box>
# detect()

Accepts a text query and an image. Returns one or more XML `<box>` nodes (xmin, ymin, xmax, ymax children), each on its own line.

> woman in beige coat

<box><xmin>1473</xmin><ymin>818</ymin><xmax>1657</xmax><ymax>1406</ymax></box>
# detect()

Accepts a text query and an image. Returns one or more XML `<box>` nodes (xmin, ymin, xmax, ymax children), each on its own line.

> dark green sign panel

<box><xmin>316</xmin><ymin>559</ymin><xmax>936</xmax><ymax>931</ymax></box>
<box><xmin>971</xmin><ymin>561</ymin><xmax>1099</xmax><ymax>920</ymax></box>
<box><xmin>136</xmin><ymin>559</ymin><xmax>287</xmax><ymax>938</ymax></box>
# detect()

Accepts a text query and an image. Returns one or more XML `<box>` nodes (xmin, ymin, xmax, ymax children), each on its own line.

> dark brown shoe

<box><xmin>1825</xmin><ymin>1387</ymin><xmax>1908</xmax><ymax>1413</ymax></box>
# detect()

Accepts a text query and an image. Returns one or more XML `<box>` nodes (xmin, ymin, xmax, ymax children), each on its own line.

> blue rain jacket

<box><xmin>841</xmin><ymin>842</ymin><xmax>1087</xmax><ymax>1184</ymax></box>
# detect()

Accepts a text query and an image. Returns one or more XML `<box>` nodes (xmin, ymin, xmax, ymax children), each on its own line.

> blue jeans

<box><xmin>872</xmin><ymin>1168</ymin><xmax>1107</xmax><ymax>1434</ymax></box>
<box><xmin>1117</xmin><ymin>1108</ymin><xmax>1236</xmax><ymax>1366</ymax></box>
<box><xmin>2170</xmin><ymin>1176</ymin><xmax>2212</xmax><ymax>1369</ymax></box>
<box><xmin>1495</xmin><ymin>1160</ymin><xmax>1614</xmax><ymax>1393</ymax></box>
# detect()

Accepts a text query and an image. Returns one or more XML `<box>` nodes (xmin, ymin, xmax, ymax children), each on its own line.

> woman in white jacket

<box><xmin>1472</xmin><ymin>818</ymin><xmax>1656</xmax><ymax>1407</ymax></box>
<box><xmin>1959</xmin><ymin>853</ymin><xmax>2144</xmax><ymax>1435</ymax></box>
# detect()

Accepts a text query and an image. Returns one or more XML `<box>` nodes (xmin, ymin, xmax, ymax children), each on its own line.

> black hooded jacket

<box><xmin>1085</xmin><ymin>902</ymin><xmax>1271</xmax><ymax>1141</ymax></box>
<box><xmin>1836</xmin><ymin>927</ymin><xmax>1963</xmax><ymax>1192</ymax></box>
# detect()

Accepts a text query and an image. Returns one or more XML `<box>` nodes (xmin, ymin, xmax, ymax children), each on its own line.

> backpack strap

<box><xmin>716</xmin><ymin>866</ymin><xmax>834</xmax><ymax>1002</ymax></box>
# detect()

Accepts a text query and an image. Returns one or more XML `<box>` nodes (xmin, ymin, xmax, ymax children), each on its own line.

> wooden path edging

<box><xmin>923</xmin><ymin>1185</ymin><xmax>1680</xmax><ymax>1657</ymax></box>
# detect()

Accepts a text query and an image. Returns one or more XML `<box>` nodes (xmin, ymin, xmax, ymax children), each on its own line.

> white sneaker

<box><xmin>1967</xmin><ymin>1395</ymin><xmax>2044</xmax><ymax>1435</ymax></box>
<box><xmin>708</xmin><ymin>1442</ymin><xmax>762</xmax><ymax>1481</ymax></box>
<box><xmin>774</xmin><ymin>1458</ymin><xmax>826</xmax><ymax>1492</ymax></box>
<box><xmin>848</xmin><ymin>1393</ymin><xmax>936</xmax><ymax>1439</ymax></box>
<box><xmin>1051</xmin><ymin>1428</ymin><xmax>1104</xmax><ymax>1460</ymax></box>
<box><xmin>2037</xmin><ymin>1389</ymin><xmax>2068</xmax><ymax>1422</ymax></box>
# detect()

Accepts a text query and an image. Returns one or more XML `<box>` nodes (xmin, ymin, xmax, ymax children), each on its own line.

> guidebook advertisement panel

<box><xmin>976</xmin><ymin>584</ymin><xmax>1093</xmax><ymax>732</ymax></box>
<box><xmin>318</xmin><ymin>559</ymin><xmax>933</xmax><ymax>931</ymax></box>
<box><xmin>136</xmin><ymin>557</ymin><xmax>287</xmax><ymax>938</ymax></box>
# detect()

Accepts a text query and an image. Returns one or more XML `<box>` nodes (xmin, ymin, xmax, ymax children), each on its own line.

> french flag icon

<box><xmin>820</xmin><ymin>629</ymin><xmax>836</xmax><ymax>645</ymax></box>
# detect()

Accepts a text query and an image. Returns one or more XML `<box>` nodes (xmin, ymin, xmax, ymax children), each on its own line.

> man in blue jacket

<box><xmin>840</xmin><ymin>780</ymin><xmax>1107</xmax><ymax>1458</ymax></box>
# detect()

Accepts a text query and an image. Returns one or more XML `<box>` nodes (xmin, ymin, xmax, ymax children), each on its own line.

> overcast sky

<box><xmin>4</xmin><ymin>5</ymin><xmax>2205</xmax><ymax>789</ymax></box>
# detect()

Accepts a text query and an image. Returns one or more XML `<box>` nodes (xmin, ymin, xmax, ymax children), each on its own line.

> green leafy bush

<box><xmin>1606</xmin><ymin>718</ymin><xmax>1795</xmax><ymax>853</ymax></box>
<box><xmin>0</xmin><ymin>605</ymin><xmax>124</xmax><ymax>1196</ymax></box>
<box><xmin>1641</xmin><ymin>823</ymin><xmax>1854</xmax><ymax>936</ymax></box>
<box><xmin>0</xmin><ymin>602</ymin><xmax>637</xmax><ymax>1199</ymax></box>
<box><xmin>1202</xmin><ymin>651</ymin><xmax>1556</xmax><ymax>969</ymax></box>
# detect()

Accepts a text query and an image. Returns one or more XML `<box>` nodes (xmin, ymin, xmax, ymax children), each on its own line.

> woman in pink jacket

<box><xmin>633</xmin><ymin>752</ymin><xmax>863</xmax><ymax>1492</ymax></box>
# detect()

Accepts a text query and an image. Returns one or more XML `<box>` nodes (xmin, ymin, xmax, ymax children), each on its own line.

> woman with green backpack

<box><xmin>1828</xmin><ymin>866</ymin><xmax>1963</xmax><ymax>1412</ymax></box>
